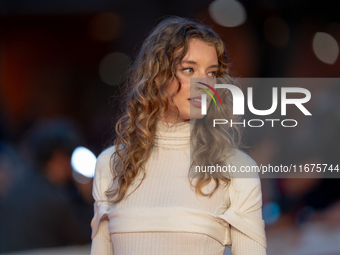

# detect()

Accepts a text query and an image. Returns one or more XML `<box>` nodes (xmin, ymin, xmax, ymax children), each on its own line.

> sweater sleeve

<box><xmin>90</xmin><ymin>147</ymin><xmax>115</xmax><ymax>255</ymax></box>
<box><xmin>221</xmin><ymin>150</ymin><xmax>267</xmax><ymax>255</ymax></box>
<box><xmin>230</xmin><ymin>207</ymin><xmax>266</xmax><ymax>255</ymax></box>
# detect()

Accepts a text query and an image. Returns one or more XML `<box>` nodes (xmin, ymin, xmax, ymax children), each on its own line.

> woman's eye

<box><xmin>182</xmin><ymin>68</ymin><xmax>194</xmax><ymax>74</ymax></box>
<box><xmin>208</xmin><ymin>71</ymin><xmax>217</xmax><ymax>77</ymax></box>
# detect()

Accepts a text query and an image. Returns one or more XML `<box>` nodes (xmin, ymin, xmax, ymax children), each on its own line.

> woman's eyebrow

<box><xmin>182</xmin><ymin>60</ymin><xmax>197</xmax><ymax>65</ymax></box>
<box><xmin>181</xmin><ymin>60</ymin><xmax>219</xmax><ymax>69</ymax></box>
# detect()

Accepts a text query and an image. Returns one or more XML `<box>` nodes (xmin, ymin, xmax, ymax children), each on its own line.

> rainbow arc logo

<box><xmin>196</xmin><ymin>82</ymin><xmax>222</xmax><ymax>115</ymax></box>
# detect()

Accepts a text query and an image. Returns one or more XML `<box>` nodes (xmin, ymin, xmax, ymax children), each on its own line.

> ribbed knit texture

<box><xmin>90</xmin><ymin>120</ymin><xmax>267</xmax><ymax>255</ymax></box>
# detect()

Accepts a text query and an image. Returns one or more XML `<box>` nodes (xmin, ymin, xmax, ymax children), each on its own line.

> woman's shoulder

<box><xmin>96</xmin><ymin>145</ymin><xmax>116</xmax><ymax>164</ymax></box>
<box><xmin>94</xmin><ymin>145</ymin><xmax>116</xmax><ymax>176</ymax></box>
<box><xmin>224</xmin><ymin>148</ymin><xmax>260</xmax><ymax>180</ymax></box>
<box><xmin>227</xmin><ymin>148</ymin><xmax>257</xmax><ymax>167</ymax></box>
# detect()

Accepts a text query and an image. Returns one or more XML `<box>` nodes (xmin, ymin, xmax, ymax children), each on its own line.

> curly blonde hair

<box><xmin>106</xmin><ymin>16</ymin><xmax>242</xmax><ymax>204</ymax></box>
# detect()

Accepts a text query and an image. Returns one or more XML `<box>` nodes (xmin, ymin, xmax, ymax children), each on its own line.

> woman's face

<box><xmin>161</xmin><ymin>38</ymin><xmax>218</xmax><ymax>124</ymax></box>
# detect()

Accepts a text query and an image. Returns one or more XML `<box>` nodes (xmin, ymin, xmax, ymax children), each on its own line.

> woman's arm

<box><xmin>91</xmin><ymin>217</ymin><xmax>113</xmax><ymax>255</ymax></box>
<box><xmin>223</xmin><ymin>150</ymin><xmax>267</xmax><ymax>255</ymax></box>
<box><xmin>90</xmin><ymin>147</ymin><xmax>115</xmax><ymax>255</ymax></box>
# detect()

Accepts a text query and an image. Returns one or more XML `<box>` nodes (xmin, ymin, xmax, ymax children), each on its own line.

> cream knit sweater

<box><xmin>90</xmin><ymin>120</ymin><xmax>267</xmax><ymax>255</ymax></box>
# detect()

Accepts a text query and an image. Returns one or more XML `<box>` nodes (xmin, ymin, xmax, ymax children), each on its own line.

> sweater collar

<box><xmin>154</xmin><ymin>119</ymin><xmax>195</xmax><ymax>147</ymax></box>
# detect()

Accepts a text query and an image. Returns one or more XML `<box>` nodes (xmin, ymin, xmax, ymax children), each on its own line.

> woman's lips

<box><xmin>189</xmin><ymin>98</ymin><xmax>202</xmax><ymax>108</ymax></box>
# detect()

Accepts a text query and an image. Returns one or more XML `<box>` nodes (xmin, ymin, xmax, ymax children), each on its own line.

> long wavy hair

<box><xmin>106</xmin><ymin>16</ymin><xmax>242</xmax><ymax>204</ymax></box>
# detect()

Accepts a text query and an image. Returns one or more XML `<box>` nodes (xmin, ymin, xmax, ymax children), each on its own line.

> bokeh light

<box><xmin>71</xmin><ymin>146</ymin><xmax>97</xmax><ymax>178</ymax></box>
<box><xmin>99</xmin><ymin>52</ymin><xmax>131</xmax><ymax>86</ymax></box>
<box><xmin>209</xmin><ymin>0</ymin><xmax>247</xmax><ymax>27</ymax></box>
<box><xmin>262</xmin><ymin>202</ymin><xmax>281</xmax><ymax>225</ymax></box>
<box><xmin>312</xmin><ymin>32</ymin><xmax>339</xmax><ymax>64</ymax></box>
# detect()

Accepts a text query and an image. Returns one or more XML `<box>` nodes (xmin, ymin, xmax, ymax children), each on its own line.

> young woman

<box><xmin>90</xmin><ymin>16</ymin><xmax>267</xmax><ymax>255</ymax></box>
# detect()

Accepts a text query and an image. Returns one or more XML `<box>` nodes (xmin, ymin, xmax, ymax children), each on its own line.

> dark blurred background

<box><xmin>0</xmin><ymin>0</ymin><xmax>340</xmax><ymax>254</ymax></box>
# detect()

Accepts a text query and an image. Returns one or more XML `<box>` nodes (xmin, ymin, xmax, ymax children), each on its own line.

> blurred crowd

<box><xmin>0</xmin><ymin>118</ymin><xmax>93</xmax><ymax>253</ymax></box>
